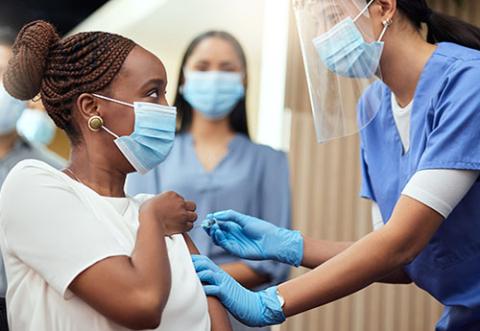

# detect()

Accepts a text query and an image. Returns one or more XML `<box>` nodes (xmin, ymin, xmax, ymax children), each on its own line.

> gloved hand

<box><xmin>202</xmin><ymin>210</ymin><xmax>304</xmax><ymax>267</ymax></box>
<box><xmin>192</xmin><ymin>255</ymin><xmax>286</xmax><ymax>327</ymax></box>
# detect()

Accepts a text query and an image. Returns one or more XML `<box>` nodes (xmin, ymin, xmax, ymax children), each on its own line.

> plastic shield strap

<box><xmin>293</xmin><ymin>0</ymin><xmax>384</xmax><ymax>143</ymax></box>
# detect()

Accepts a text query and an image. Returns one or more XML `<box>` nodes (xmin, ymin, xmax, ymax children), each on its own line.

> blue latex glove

<box><xmin>202</xmin><ymin>210</ymin><xmax>304</xmax><ymax>267</ymax></box>
<box><xmin>192</xmin><ymin>255</ymin><xmax>286</xmax><ymax>327</ymax></box>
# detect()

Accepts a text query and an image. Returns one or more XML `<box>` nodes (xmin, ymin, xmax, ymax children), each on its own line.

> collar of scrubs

<box><xmin>185</xmin><ymin>133</ymin><xmax>246</xmax><ymax>174</ymax></box>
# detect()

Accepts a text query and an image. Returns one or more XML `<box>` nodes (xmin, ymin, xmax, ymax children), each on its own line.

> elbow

<box><xmin>389</xmin><ymin>240</ymin><xmax>423</xmax><ymax>269</ymax></box>
<box><xmin>380</xmin><ymin>228</ymin><xmax>423</xmax><ymax>269</ymax></box>
<box><xmin>123</xmin><ymin>289</ymin><xmax>168</xmax><ymax>330</ymax></box>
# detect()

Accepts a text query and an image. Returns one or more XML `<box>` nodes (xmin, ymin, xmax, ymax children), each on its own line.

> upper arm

<box><xmin>69</xmin><ymin>255</ymin><xmax>162</xmax><ymax>329</ymax></box>
<box><xmin>383</xmin><ymin>195</ymin><xmax>444</xmax><ymax>264</ymax></box>
<box><xmin>183</xmin><ymin>234</ymin><xmax>232</xmax><ymax>331</ymax></box>
<box><xmin>402</xmin><ymin>169</ymin><xmax>479</xmax><ymax>219</ymax></box>
<box><xmin>183</xmin><ymin>234</ymin><xmax>200</xmax><ymax>254</ymax></box>
<box><xmin>383</xmin><ymin>169</ymin><xmax>479</xmax><ymax>262</ymax></box>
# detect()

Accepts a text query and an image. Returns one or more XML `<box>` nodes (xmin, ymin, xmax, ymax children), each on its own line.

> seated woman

<box><xmin>0</xmin><ymin>20</ymin><xmax>231</xmax><ymax>331</ymax></box>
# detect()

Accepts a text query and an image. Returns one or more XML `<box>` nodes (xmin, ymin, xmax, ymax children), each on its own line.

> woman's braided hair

<box><xmin>2</xmin><ymin>20</ymin><xmax>136</xmax><ymax>142</ymax></box>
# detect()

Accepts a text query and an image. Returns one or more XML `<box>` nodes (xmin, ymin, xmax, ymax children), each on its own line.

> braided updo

<box><xmin>2</xmin><ymin>20</ymin><xmax>136</xmax><ymax>142</ymax></box>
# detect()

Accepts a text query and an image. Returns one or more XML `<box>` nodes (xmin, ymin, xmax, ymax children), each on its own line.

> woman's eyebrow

<box><xmin>219</xmin><ymin>61</ymin><xmax>237</xmax><ymax>67</ymax></box>
<box><xmin>140</xmin><ymin>78</ymin><xmax>166</xmax><ymax>89</ymax></box>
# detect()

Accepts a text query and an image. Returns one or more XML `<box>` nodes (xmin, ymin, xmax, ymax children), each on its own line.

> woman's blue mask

<box><xmin>182</xmin><ymin>71</ymin><xmax>245</xmax><ymax>120</ymax></box>
<box><xmin>93</xmin><ymin>94</ymin><xmax>177</xmax><ymax>174</ymax></box>
<box><xmin>312</xmin><ymin>0</ymin><xmax>390</xmax><ymax>78</ymax></box>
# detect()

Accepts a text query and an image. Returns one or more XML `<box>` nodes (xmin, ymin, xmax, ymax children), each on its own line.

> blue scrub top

<box><xmin>127</xmin><ymin>133</ymin><xmax>292</xmax><ymax>287</ymax></box>
<box><xmin>359</xmin><ymin>43</ymin><xmax>480</xmax><ymax>331</ymax></box>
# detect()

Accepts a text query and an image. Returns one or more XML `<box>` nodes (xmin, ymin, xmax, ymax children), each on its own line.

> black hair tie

<box><xmin>422</xmin><ymin>7</ymin><xmax>434</xmax><ymax>23</ymax></box>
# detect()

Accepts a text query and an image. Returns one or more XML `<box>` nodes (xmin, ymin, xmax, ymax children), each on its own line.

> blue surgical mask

<box><xmin>93</xmin><ymin>94</ymin><xmax>177</xmax><ymax>174</ymax></box>
<box><xmin>182</xmin><ymin>71</ymin><xmax>245</xmax><ymax>120</ymax></box>
<box><xmin>17</xmin><ymin>108</ymin><xmax>56</xmax><ymax>145</ymax></box>
<box><xmin>312</xmin><ymin>0</ymin><xmax>389</xmax><ymax>78</ymax></box>
<box><xmin>0</xmin><ymin>83</ymin><xmax>26</xmax><ymax>135</ymax></box>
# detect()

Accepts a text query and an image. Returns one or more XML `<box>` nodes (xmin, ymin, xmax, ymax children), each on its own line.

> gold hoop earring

<box><xmin>88</xmin><ymin>116</ymin><xmax>104</xmax><ymax>132</ymax></box>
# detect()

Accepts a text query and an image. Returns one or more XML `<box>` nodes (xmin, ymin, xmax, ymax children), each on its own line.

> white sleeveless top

<box><xmin>0</xmin><ymin>160</ymin><xmax>210</xmax><ymax>331</ymax></box>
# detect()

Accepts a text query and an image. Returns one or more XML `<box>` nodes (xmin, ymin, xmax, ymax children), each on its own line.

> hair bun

<box><xmin>3</xmin><ymin>20</ymin><xmax>60</xmax><ymax>100</ymax></box>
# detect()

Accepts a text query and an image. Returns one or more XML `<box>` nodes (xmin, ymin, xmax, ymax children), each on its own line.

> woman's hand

<box><xmin>192</xmin><ymin>255</ymin><xmax>285</xmax><ymax>327</ymax></box>
<box><xmin>203</xmin><ymin>210</ymin><xmax>304</xmax><ymax>266</ymax></box>
<box><xmin>141</xmin><ymin>191</ymin><xmax>197</xmax><ymax>235</ymax></box>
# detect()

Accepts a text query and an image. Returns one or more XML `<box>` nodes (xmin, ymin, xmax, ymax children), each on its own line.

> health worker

<box><xmin>192</xmin><ymin>1</ymin><xmax>480</xmax><ymax>330</ymax></box>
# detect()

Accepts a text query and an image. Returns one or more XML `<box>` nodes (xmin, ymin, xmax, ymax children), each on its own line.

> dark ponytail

<box><xmin>397</xmin><ymin>0</ymin><xmax>480</xmax><ymax>51</ymax></box>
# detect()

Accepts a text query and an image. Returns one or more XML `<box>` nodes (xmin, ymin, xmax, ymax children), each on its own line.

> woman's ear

<box><xmin>376</xmin><ymin>0</ymin><xmax>397</xmax><ymax>21</ymax></box>
<box><xmin>76</xmin><ymin>93</ymin><xmax>100</xmax><ymax>121</ymax></box>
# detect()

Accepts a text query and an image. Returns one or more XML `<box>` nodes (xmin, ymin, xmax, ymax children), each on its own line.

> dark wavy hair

<box><xmin>174</xmin><ymin>31</ymin><xmax>250</xmax><ymax>138</ymax></box>
<box><xmin>394</xmin><ymin>0</ymin><xmax>480</xmax><ymax>50</ymax></box>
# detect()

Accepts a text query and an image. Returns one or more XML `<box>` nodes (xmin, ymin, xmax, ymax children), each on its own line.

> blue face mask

<box><xmin>312</xmin><ymin>0</ymin><xmax>390</xmax><ymax>78</ymax></box>
<box><xmin>182</xmin><ymin>71</ymin><xmax>245</xmax><ymax>120</ymax></box>
<box><xmin>17</xmin><ymin>108</ymin><xmax>56</xmax><ymax>145</ymax></box>
<box><xmin>0</xmin><ymin>83</ymin><xmax>26</xmax><ymax>135</ymax></box>
<box><xmin>93</xmin><ymin>94</ymin><xmax>177</xmax><ymax>174</ymax></box>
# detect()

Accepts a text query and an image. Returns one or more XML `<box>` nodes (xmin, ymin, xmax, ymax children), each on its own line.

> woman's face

<box><xmin>79</xmin><ymin>45</ymin><xmax>169</xmax><ymax>173</ymax></box>
<box><xmin>185</xmin><ymin>37</ymin><xmax>243</xmax><ymax>74</ymax></box>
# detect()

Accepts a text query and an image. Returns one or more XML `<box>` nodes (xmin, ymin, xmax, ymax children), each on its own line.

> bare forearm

<box><xmin>279</xmin><ymin>228</ymin><xmax>410</xmax><ymax>317</ymax></box>
<box><xmin>301</xmin><ymin>236</ymin><xmax>352</xmax><ymax>269</ymax></box>
<box><xmin>131</xmin><ymin>209</ymin><xmax>171</xmax><ymax>307</ymax></box>
<box><xmin>302</xmin><ymin>236</ymin><xmax>411</xmax><ymax>284</ymax></box>
<box><xmin>279</xmin><ymin>192</ymin><xmax>446</xmax><ymax>318</ymax></box>
<box><xmin>221</xmin><ymin>262</ymin><xmax>269</xmax><ymax>289</ymax></box>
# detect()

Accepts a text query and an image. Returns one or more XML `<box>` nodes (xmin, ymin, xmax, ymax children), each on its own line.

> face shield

<box><xmin>293</xmin><ymin>0</ymin><xmax>389</xmax><ymax>143</ymax></box>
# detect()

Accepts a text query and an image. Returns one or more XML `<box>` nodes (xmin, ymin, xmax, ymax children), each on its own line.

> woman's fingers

<box><xmin>184</xmin><ymin>211</ymin><xmax>198</xmax><ymax>223</ymax></box>
<box><xmin>184</xmin><ymin>200</ymin><xmax>196</xmax><ymax>212</ymax></box>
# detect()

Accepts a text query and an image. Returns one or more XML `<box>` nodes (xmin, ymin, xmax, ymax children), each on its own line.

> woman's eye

<box><xmin>147</xmin><ymin>89</ymin><xmax>159</xmax><ymax>98</ymax></box>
